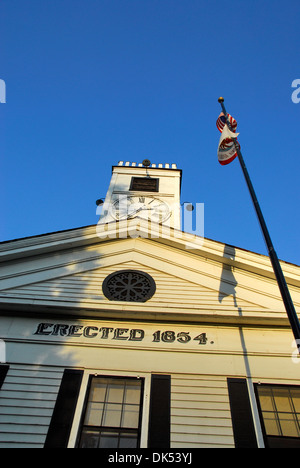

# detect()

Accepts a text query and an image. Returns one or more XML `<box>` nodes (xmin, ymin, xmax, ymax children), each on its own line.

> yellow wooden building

<box><xmin>0</xmin><ymin>161</ymin><xmax>300</xmax><ymax>449</ymax></box>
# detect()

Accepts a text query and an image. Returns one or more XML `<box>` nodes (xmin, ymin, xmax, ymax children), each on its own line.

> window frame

<box><xmin>254</xmin><ymin>383</ymin><xmax>300</xmax><ymax>448</ymax></box>
<box><xmin>76</xmin><ymin>374</ymin><xmax>145</xmax><ymax>449</ymax></box>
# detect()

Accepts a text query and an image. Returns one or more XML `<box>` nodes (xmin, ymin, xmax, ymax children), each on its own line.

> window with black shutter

<box><xmin>44</xmin><ymin>369</ymin><xmax>83</xmax><ymax>448</ymax></box>
<box><xmin>78</xmin><ymin>376</ymin><xmax>144</xmax><ymax>449</ymax></box>
<box><xmin>148</xmin><ymin>374</ymin><xmax>171</xmax><ymax>448</ymax></box>
<box><xmin>227</xmin><ymin>378</ymin><xmax>258</xmax><ymax>448</ymax></box>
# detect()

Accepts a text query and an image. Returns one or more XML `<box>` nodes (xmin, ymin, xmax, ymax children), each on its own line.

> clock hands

<box><xmin>127</xmin><ymin>199</ymin><xmax>156</xmax><ymax>219</ymax></box>
<box><xmin>115</xmin><ymin>204</ymin><xmax>153</xmax><ymax>220</ymax></box>
<box><xmin>112</xmin><ymin>197</ymin><xmax>170</xmax><ymax>222</ymax></box>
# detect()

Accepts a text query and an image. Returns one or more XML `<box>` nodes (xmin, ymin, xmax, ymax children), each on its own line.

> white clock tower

<box><xmin>98</xmin><ymin>160</ymin><xmax>182</xmax><ymax>229</ymax></box>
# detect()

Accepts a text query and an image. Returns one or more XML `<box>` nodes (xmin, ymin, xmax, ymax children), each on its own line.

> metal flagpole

<box><xmin>218</xmin><ymin>97</ymin><xmax>300</xmax><ymax>346</ymax></box>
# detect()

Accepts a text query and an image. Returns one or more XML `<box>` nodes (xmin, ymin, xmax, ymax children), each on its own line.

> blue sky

<box><xmin>1</xmin><ymin>0</ymin><xmax>299</xmax><ymax>265</ymax></box>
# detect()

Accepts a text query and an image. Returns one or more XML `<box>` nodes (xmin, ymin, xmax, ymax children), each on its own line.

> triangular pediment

<box><xmin>0</xmin><ymin>258</ymin><xmax>263</xmax><ymax>311</ymax></box>
<box><xmin>0</xmin><ymin>224</ymin><xmax>299</xmax><ymax>325</ymax></box>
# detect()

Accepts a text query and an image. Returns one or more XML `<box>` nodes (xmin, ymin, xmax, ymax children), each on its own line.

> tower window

<box><xmin>130</xmin><ymin>177</ymin><xmax>159</xmax><ymax>192</ymax></box>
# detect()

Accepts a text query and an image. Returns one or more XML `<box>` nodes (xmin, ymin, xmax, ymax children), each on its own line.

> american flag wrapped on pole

<box><xmin>217</xmin><ymin>116</ymin><xmax>240</xmax><ymax>165</ymax></box>
<box><xmin>216</xmin><ymin>112</ymin><xmax>237</xmax><ymax>133</ymax></box>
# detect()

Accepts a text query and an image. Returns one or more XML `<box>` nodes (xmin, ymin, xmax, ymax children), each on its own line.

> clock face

<box><xmin>110</xmin><ymin>196</ymin><xmax>171</xmax><ymax>223</ymax></box>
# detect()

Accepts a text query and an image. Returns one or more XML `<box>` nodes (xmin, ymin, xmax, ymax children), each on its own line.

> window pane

<box><xmin>89</xmin><ymin>381</ymin><xmax>107</xmax><ymax>402</ymax></box>
<box><xmin>99</xmin><ymin>431</ymin><xmax>119</xmax><ymax>448</ymax></box>
<box><xmin>257</xmin><ymin>387</ymin><xmax>274</xmax><ymax>411</ymax></box>
<box><xmin>273</xmin><ymin>388</ymin><xmax>292</xmax><ymax>412</ymax></box>
<box><xmin>106</xmin><ymin>383</ymin><xmax>124</xmax><ymax>403</ymax></box>
<box><xmin>278</xmin><ymin>413</ymin><xmax>300</xmax><ymax>437</ymax></box>
<box><xmin>102</xmin><ymin>403</ymin><xmax>122</xmax><ymax>427</ymax></box>
<box><xmin>119</xmin><ymin>433</ymin><xmax>138</xmax><ymax>448</ymax></box>
<box><xmin>291</xmin><ymin>389</ymin><xmax>300</xmax><ymax>412</ymax></box>
<box><xmin>122</xmin><ymin>404</ymin><xmax>140</xmax><ymax>428</ymax></box>
<box><xmin>79</xmin><ymin>429</ymin><xmax>100</xmax><ymax>448</ymax></box>
<box><xmin>84</xmin><ymin>402</ymin><xmax>104</xmax><ymax>426</ymax></box>
<box><xmin>262</xmin><ymin>412</ymin><xmax>281</xmax><ymax>436</ymax></box>
<box><xmin>124</xmin><ymin>382</ymin><xmax>141</xmax><ymax>404</ymax></box>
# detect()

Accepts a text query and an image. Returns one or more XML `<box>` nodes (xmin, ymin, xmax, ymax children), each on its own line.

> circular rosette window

<box><xmin>102</xmin><ymin>270</ymin><xmax>156</xmax><ymax>302</ymax></box>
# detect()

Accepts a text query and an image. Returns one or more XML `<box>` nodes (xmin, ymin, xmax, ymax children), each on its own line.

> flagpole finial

<box><xmin>218</xmin><ymin>97</ymin><xmax>224</xmax><ymax>103</ymax></box>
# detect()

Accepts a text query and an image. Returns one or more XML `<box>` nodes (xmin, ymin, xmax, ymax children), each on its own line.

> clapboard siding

<box><xmin>4</xmin><ymin>261</ymin><xmax>261</xmax><ymax>310</ymax></box>
<box><xmin>0</xmin><ymin>364</ymin><xmax>64</xmax><ymax>448</ymax></box>
<box><xmin>170</xmin><ymin>374</ymin><xmax>234</xmax><ymax>448</ymax></box>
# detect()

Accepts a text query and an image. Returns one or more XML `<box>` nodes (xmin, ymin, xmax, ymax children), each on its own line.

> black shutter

<box><xmin>0</xmin><ymin>365</ymin><xmax>9</xmax><ymax>389</ymax></box>
<box><xmin>227</xmin><ymin>378</ymin><xmax>258</xmax><ymax>448</ymax></box>
<box><xmin>148</xmin><ymin>374</ymin><xmax>171</xmax><ymax>448</ymax></box>
<box><xmin>44</xmin><ymin>369</ymin><xmax>83</xmax><ymax>448</ymax></box>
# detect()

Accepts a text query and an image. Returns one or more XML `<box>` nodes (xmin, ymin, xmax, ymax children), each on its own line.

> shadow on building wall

<box><xmin>219</xmin><ymin>244</ymin><xmax>251</xmax><ymax>377</ymax></box>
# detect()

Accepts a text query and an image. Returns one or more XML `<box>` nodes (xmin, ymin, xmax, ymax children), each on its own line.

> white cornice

<box><xmin>0</xmin><ymin>219</ymin><xmax>299</xmax><ymax>287</ymax></box>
